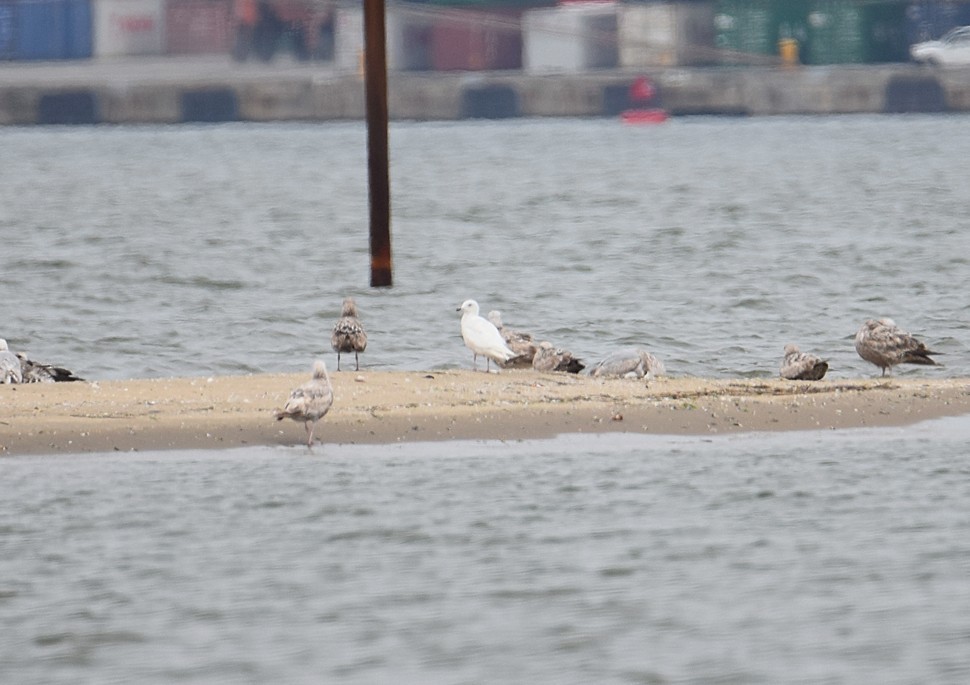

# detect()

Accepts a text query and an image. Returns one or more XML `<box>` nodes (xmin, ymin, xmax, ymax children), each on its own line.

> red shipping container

<box><xmin>166</xmin><ymin>0</ymin><xmax>232</xmax><ymax>54</ymax></box>
<box><xmin>430</xmin><ymin>9</ymin><xmax>522</xmax><ymax>71</ymax></box>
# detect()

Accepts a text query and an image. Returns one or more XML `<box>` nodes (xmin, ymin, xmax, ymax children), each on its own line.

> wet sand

<box><xmin>1</xmin><ymin>371</ymin><xmax>969</xmax><ymax>455</ymax></box>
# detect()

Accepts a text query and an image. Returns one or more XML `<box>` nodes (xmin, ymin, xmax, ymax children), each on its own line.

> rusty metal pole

<box><xmin>364</xmin><ymin>0</ymin><xmax>392</xmax><ymax>287</ymax></box>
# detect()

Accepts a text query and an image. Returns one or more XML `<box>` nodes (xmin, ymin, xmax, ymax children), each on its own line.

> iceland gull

<box><xmin>0</xmin><ymin>339</ymin><xmax>22</xmax><ymax>384</ymax></box>
<box><xmin>458</xmin><ymin>300</ymin><xmax>518</xmax><ymax>372</ymax></box>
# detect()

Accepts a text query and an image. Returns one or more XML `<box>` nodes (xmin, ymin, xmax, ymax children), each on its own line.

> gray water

<box><xmin>3</xmin><ymin>117</ymin><xmax>970</xmax><ymax>684</ymax></box>
<box><xmin>2</xmin><ymin>418</ymin><xmax>970</xmax><ymax>684</ymax></box>
<box><xmin>1</xmin><ymin>115</ymin><xmax>968</xmax><ymax>379</ymax></box>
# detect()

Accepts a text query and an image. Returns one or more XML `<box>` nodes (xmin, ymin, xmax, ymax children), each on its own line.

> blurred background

<box><xmin>2</xmin><ymin>0</ymin><xmax>970</xmax><ymax>70</ymax></box>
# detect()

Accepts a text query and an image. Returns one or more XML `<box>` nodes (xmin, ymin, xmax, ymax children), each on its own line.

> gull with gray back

<box><xmin>589</xmin><ymin>348</ymin><xmax>665</xmax><ymax>379</ymax></box>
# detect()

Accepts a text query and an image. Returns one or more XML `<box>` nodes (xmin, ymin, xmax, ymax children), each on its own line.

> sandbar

<box><xmin>1</xmin><ymin>371</ymin><xmax>969</xmax><ymax>455</ymax></box>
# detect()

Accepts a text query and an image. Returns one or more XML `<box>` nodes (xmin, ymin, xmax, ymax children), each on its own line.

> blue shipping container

<box><xmin>17</xmin><ymin>0</ymin><xmax>67</xmax><ymax>59</ymax></box>
<box><xmin>1</xmin><ymin>2</ymin><xmax>17</xmax><ymax>58</ymax></box>
<box><xmin>13</xmin><ymin>0</ymin><xmax>91</xmax><ymax>60</ymax></box>
<box><xmin>64</xmin><ymin>0</ymin><xmax>91</xmax><ymax>58</ymax></box>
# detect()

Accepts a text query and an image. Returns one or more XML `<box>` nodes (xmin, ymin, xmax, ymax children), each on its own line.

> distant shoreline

<box><xmin>0</xmin><ymin>58</ymin><xmax>960</xmax><ymax>125</ymax></box>
<box><xmin>2</xmin><ymin>371</ymin><xmax>968</xmax><ymax>455</ymax></box>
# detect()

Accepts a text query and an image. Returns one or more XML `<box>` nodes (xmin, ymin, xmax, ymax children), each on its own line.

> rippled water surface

<box><xmin>2</xmin><ymin>418</ymin><xmax>970</xmax><ymax>684</ymax></box>
<box><xmin>3</xmin><ymin>116</ymin><xmax>970</xmax><ymax>684</ymax></box>
<box><xmin>2</xmin><ymin>115</ymin><xmax>969</xmax><ymax>379</ymax></box>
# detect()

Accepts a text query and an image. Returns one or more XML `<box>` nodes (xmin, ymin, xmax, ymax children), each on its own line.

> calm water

<box><xmin>1</xmin><ymin>115</ymin><xmax>968</xmax><ymax>379</ymax></box>
<box><xmin>3</xmin><ymin>116</ymin><xmax>970</xmax><ymax>683</ymax></box>
<box><xmin>2</xmin><ymin>418</ymin><xmax>970</xmax><ymax>684</ymax></box>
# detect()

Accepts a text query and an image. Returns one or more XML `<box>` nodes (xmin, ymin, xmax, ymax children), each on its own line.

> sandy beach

<box><xmin>1</xmin><ymin>370</ymin><xmax>968</xmax><ymax>455</ymax></box>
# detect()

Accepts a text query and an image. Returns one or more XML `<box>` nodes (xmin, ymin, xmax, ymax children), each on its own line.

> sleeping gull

<box><xmin>780</xmin><ymin>344</ymin><xmax>828</xmax><ymax>381</ymax></box>
<box><xmin>457</xmin><ymin>299</ymin><xmax>518</xmax><ymax>372</ymax></box>
<box><xmin>487</xmin><ymin>310</ymin><xmax>537</xmax><ymax>366</ymax></box>
<box><xmin>14</xmin><ymin>350</ymin><xmax>85</xmax><ymax>383</ymax></box>
<box><xmin>589</xmin><ymin>348</ymin><xmax>665</xmax><ymax>379</ymax></box>
<box><xmin>331</xmin><ymin>297</ymin><xmax>367</xmax><ymax>371</ymax></box>
<box><xmin>275</xmin><ymin>360</ymin><xmax>334</xmax><ymax>447</ymax></box>
<box><xmin>0</xmin><ymin>340</ymin><xmax>22</xmax><ymax>384</ymax></box>
<box><xmin>854</xmin><ymin>318</ymin><xmax>940</xmax><ymax>377</ymax></box>
<box><xmin>532</xmin><ymin>341</ymin><xmax>585</xmax><ymax>374</ymax></box>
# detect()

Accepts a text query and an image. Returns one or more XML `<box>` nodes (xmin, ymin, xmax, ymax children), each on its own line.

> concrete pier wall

<box><xmin>0</xmin><ymin>59</ymin><xmax>968</xmax><ymax>125</ymax></box>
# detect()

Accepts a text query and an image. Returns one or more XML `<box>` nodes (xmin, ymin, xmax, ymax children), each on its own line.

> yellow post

<box><xmin>779</xmin><ymin>38</ymin><xmax>799</xmax><ymax>67</ymax></box>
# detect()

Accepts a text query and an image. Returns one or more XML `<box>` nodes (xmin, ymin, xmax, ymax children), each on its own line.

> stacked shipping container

<box><xmin>0</xmin><ymin>0</ymin><xmax>233</xmax><ymax>59</ymax></box>
<box><xmin>0</xmin><ymin>0</ymin><xmax>969</xmax><ymax>66</ymax></box>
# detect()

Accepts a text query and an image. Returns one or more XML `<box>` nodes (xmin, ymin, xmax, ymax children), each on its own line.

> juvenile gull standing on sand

<box><xmin>275</xmin><ymin>360</ymin><xmax>334</xmax><ymax>447</ymax></box>
<box><xmin>0</xmin><ymin>340</ymin><xmax>22</xmax><ymax>384</ymax></box>
<box><xmin>532</xmin><ymin>341</ymin><xmax>585</xmax><ymax>374</ymax></box>
<box><xmin>457</xmin><ymin>300</ymin><xmax>518</xmax><ymax>372</ymax></box>
<box><xmin>855</xmin><ymin>318</ymin><xmax>940</xmax><ymax>377</ymax></box>
<box><xmin>487</xmin><ymin>310</ymin><xmax>537</xmax><ymax>366</ymax></box>
<box><xmin>589</xmin><ymin>348</ymin><xmax>665</xmax><ymax>379</ymax></box>
<box><xmin>780</xmin><ymin>344</ymin><xmax>828</xmax><ymax>381</ymax></box>
<box><xmin>331</xmin><ymin>297</ymin><xmax>367</xmax><ymax>371</ymax></box>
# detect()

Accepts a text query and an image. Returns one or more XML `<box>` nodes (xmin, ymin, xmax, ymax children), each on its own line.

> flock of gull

<box><xmin>1</xmin><ymin>297</ymin><xmax>944</xmax><ymax>447</ymax></box>
<box><xmin>272</xmin><ymin>299</ymin><xmax>942</xmax><ymax>446</ymax></box>
<box><xmin>457</xmin><ymin>300</ymin><xmax>940</xmax><ymax>382</ymax></box>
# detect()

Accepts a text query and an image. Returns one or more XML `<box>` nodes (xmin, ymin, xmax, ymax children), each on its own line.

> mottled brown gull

<box><xmin>0</xmin><ymin>340</ymin><xmax>22</xmax><ymax>384</ymax></box>
<box><xmin>532</xmin><ymin>341</ymin><xmax>585</xmax><ymax>374</ymax></box>
<box><xmin>487</xmin><ymin>310</ymin><xmax>537</xmax><ymax>366</ymax></box>
<box><xmin>12</xmin><ymin>348</ymin><xmax>85</xmax><ymax>383</ymax></box>
<box><xmin>275</xmin><ymin>360</ymin><xmax>334</xmax><ymax>447</ymax></box>
<box><xmin>854</xmin><ymin>318</ymin><xmax>940</xmax><ymax>377</ymax></box>
<box><xmin>331</xmin><ymin>297</ymin><xmax>367</xmax><ymax>371</ymax></box>
<box><xmin>589</xmin><ymin>348</ymin><xmax>665</xmax><ymax>379</ymax></box>
<box><xmin>457</xmin><ymin>300</ymin><xmax>518</xmax><ymax>372</ymax></box>
<box><xmin>780</xmin><ymin>344</ymin><xmax>828</xmax><ymax>381</ymax></box>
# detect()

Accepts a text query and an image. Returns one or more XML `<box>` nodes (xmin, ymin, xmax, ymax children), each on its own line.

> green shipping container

<box><xmin>805</xmin><ymin>1</ymin><xmax>909</xmax><ymax>64</ymax></box>
<box><xmin>714</xmin><ymin>0</ymin><xmax>809</xmax><ymax>61</ymax></box>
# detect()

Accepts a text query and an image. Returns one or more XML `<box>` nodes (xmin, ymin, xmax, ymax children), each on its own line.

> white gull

<box><xmin>0</xmin><ymin>339</ymin><xmax>22</xmax><ymax>384</ymax></box>
<box><xmin>457</xmin><ymin>300</ymin><xmax>517</xmax><ymax>372</ymax></box>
